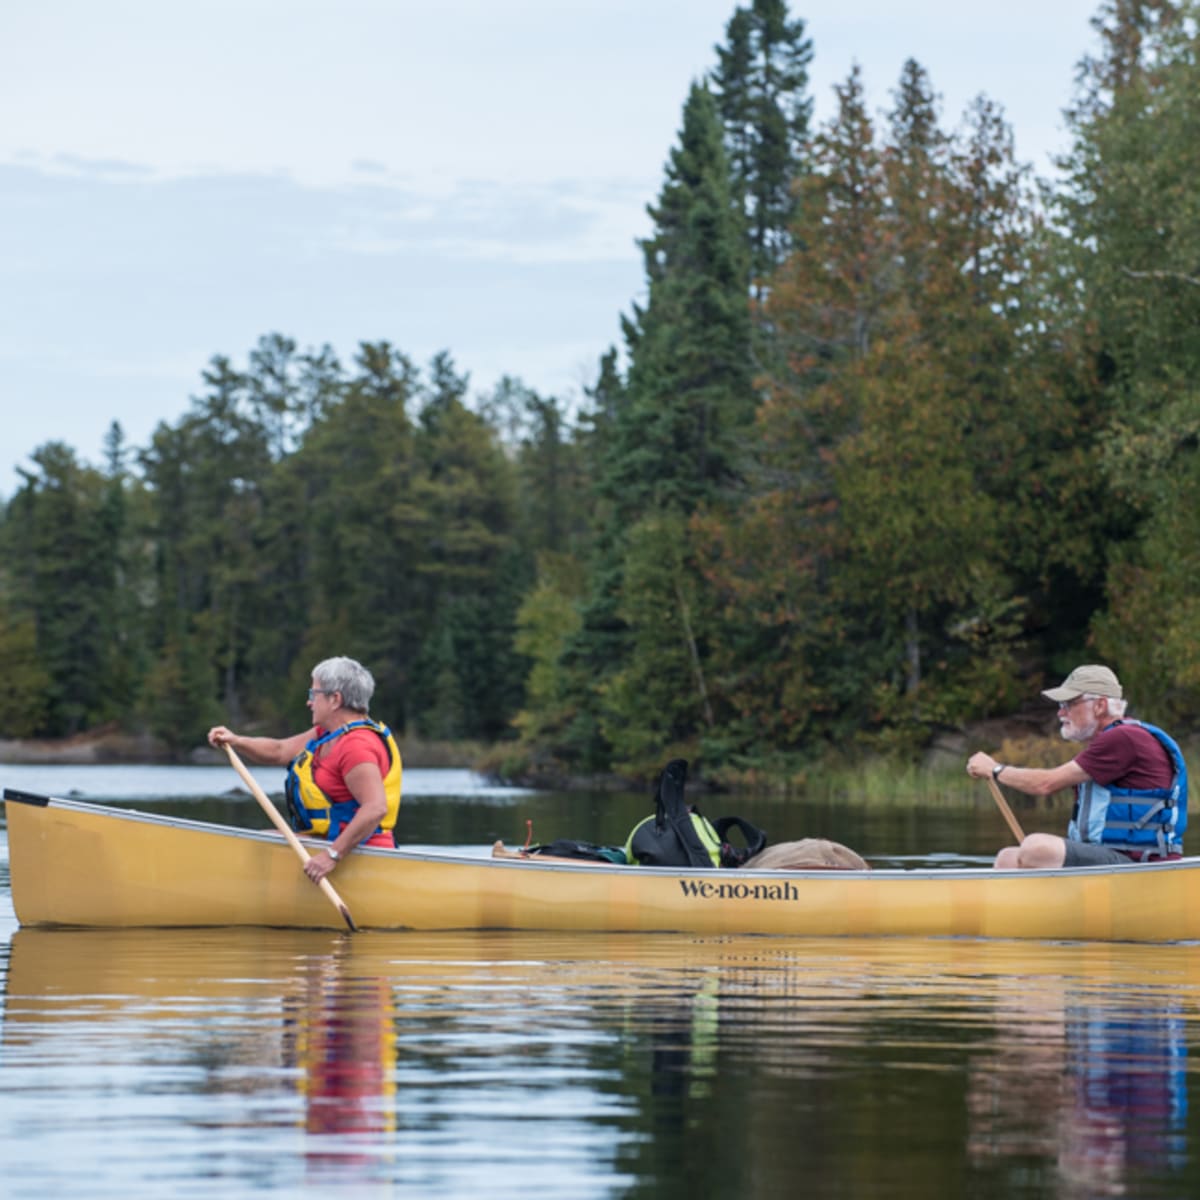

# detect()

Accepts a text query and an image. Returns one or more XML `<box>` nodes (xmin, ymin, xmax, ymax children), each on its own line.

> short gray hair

<box><xmin>312</xmin><ymin>656</ymin><xmax>375</xmax><ymax>713</ymax></box>
<box><xmin>1085</xmin><ymin>693</ymin><xmax>1128</xmax><ymax>718</ymax></box>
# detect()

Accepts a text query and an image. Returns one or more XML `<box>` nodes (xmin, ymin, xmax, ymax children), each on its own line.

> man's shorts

<box><xmin>1062</xmin><ymin>840</ymin><xmax>1134</xmax><ymax>867</ymax></box>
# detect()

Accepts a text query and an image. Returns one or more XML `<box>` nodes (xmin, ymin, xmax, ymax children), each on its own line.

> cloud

<box><xmin>50</xmin><ymin>152</ymin><xmax>156</xmax><ymax>179</ymax></box>
<box><xmin>324</xmin><ymin>178</ymin><xmax>648</xmax><ymax>266</ymax></box>
<box><xmin>0</xmin><ymin>157</ymin><xmax>643</xmax><ymax>489</ymax></box>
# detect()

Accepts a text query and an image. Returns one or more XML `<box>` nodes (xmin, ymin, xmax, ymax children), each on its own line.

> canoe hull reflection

<box><xmin>6</xmin><ymin>792</ymin><xmax>1200</xmax><ymax>941</ymax></box>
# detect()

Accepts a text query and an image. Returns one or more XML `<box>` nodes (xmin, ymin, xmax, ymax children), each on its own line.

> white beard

<box><xmin>1060</xmin><ymin>711</ymin><xmax>1100</xmax><ymax>743</ymax></box>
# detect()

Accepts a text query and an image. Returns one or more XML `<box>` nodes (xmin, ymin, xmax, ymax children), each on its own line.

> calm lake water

<box><xmin>2</xmin><ymin>765</ymin><xmax>1199</xmax><ymax>1199</ymax></box>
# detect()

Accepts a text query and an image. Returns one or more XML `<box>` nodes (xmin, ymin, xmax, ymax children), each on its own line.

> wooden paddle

<box><xmin>224</xmin><ymin>744</ymin><xmax>357</xmax><ymax>932</ymax></box>
<box><xmin>987</xmin><ymin>775</ymin><xmax>1027</xmax><ymax>844</ymax></box>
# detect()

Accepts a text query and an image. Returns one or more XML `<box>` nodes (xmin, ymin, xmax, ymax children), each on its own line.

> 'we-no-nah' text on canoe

<box><xmin>678</xmin><ymin>878</ymin><xmax>801</xmax><ymax>902</ymax></box>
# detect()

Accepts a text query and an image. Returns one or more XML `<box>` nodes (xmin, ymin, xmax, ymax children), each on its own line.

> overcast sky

<box><xmin>0</xmin><ymin>0</ymin><xmax>1103</xmax><ymax>494</ymax></box>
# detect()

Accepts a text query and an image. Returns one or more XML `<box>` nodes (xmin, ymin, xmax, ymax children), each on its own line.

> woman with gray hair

<box><xmin>208</xmin><ymin>656</ymin><xmax>402</xmax><ymax>882</ymax></box>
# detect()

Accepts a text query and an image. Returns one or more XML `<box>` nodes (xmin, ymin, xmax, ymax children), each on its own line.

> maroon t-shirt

<box><xmin>1075</xmin><ymin>722</ymin><xmax>1174</xmax><ymax>790</ymax></box>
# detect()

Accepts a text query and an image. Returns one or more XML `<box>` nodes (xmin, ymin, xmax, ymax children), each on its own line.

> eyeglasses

<box><xmin>307</xmin><ymin>688</ymin><xmax>337</xmax><ymax>701</ymax></box>
<box><xmin>1058</xmin><ymin>696</ymin><xmax>1089</xmax><ymax>711</ymax></box>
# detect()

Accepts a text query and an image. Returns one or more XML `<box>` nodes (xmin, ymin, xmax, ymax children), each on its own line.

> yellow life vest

<box><xmin>284</xmin><ymin>719</ymin><xmax>402</xmax><ymax>840</ymax></box>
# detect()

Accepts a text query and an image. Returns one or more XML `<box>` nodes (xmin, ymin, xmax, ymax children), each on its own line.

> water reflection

<box><xmin>967</xmin><ymin>968</ymin><xmax>1189</xmax><ymax>1197</ymax></box>
<box><xmin>281</xmin><ymin>942</ymin><xmax>396</xmax><ymax>1168</ymax></box>
<box><xmin>1</xmin><ymin>931</ymin><xmax>1198</xmax><ymax>1199</ymax></box>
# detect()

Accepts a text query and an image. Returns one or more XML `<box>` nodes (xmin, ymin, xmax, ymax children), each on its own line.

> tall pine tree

<box><xmin>711</xmin><ymin>0</ymin><xmax>813</xmax><ymax>293</ymax></box>
<box><xmin>519</xmin><ymin>82</ymin><xmax>755</xmax><ymax>774</ymax></box>
<box><xmin>607</xmin><ymin>83</ymin><xmax>754</xmax><ymax>518</ymax></box>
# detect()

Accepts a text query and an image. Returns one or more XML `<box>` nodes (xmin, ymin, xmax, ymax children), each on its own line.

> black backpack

<box><xmin>624</xmin><ymin>759</ymin><xmax>767</xmax><ymax>869</ymax></box>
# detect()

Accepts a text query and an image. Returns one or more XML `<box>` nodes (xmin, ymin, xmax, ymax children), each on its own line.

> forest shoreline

<box><xmin>0</xmin><ymin>724</ymin><xmax>488</xmax><ymax>772</ymax></box>
<box><xmin>0</xmin><ymin>709</ymin><xmax>1073</xmax><ymax>797</ymax></box>
<box><xmin>0</xmin><ymin>728</ymin><xmax>658</xmax><ymax>792</ymax></box>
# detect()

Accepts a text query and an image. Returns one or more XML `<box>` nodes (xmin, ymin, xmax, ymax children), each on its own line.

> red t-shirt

<box><xmin>311</xmin><ymin>725</ymin><xmax>390</xmax><ymax>802</ymax></box>
<box><xmin>1075</xmin><ymin>722</ymin><xmax>1174</xmax><ymax>790</ymax></box>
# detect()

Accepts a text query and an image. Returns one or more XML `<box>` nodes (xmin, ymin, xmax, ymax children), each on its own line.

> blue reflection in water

<box><xmin>964</xmin><ymin>975</ymin><xmax>1193</xmax><ymax>1200</ymax></box>
<box><xmin>1065</xmin><ymin>1003</ymin><xmax>1189</xmax><ymax>1178</ymax></box>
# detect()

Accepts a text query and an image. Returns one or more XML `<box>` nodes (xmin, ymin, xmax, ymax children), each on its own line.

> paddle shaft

<box><xmin>224</xmin><ymin>745</ymin><xmax>357</xmax><ymax>932</ymax></box>
<box><xmin>987</xmin><ymin>775</ymin><xmax>1027</xmax><ymax>844</ymax></box>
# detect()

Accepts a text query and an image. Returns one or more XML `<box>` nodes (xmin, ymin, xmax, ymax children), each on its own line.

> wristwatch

<box><xmin>992</xmin><ymin>763</ymin><xmax>1006</xmax><ymax>780</ymax></box>
<box><xmin>327</xmin><ymin>845</ymin><xmax>341</xmax><ymax>861</ymax></box>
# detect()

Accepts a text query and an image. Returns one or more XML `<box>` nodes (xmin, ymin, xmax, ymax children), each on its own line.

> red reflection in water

<box><xmin>282</xmin><ymin>961</ymin><xmax>396</xmax><ymax>1166</ymax></box>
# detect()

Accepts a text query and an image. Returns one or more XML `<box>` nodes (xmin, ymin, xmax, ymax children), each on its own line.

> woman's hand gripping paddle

<box><xmin>225</xmin><ymin>744</ymin><xmax>357</xmax><ymax>932</ymax></box>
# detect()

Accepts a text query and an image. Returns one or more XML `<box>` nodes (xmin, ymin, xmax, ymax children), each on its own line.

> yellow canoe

<box><xmin>5</xmin><ymin>789</ymin><xmax>1200</xmax><ymax>941</ymax></box>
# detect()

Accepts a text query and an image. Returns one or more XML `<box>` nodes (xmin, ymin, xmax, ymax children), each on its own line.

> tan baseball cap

<box><xmin>1042</xmin><ymin>664</ymin><xmax>1123</xmax><ymax>702</ymax></box>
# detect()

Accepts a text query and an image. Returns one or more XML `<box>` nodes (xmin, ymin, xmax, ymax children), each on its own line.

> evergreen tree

<box><xmin>480</xmin><ymin>375</ymin><xmax>590</xmax><ymax>559</ymax></box>
<box><xmin>247</xmin><ymin>333</ymin><xmax>302</xmax><ymax>459</ymax></box>
<box><xmin>572</xmin><ymin>347</ymin><xmax>626</xmax><ymax>537</ymax></box>
<box><xmin>276</xmin><ymin>341</ymin><xmax>423</xmax><ymax>727</ymax></box>
<box><xmin>540</xmin><ymin>83</ymin><xmax>755</xmax><ymax>774</ymax></box>
<box><xmin>295</xmin><ymin>343</ymin><xmax>346</xmax><ymax>426</ymax></box>
<box><xmin>98</xmin><ymin>421</ymin><xmax>151</xmax><ymax>710</ymax></box>
<box><xmin>711</xmin><ymin>0</ymin><xmax>814</xmax><ymax>290</ymax></box>
<box><xmin>508</xmin><ymin>352</ymin><xmax>625</xmax><ymax>772</ymax></box>
<box><xmin>238</xmin><ymin>349</ymin><xmax>348</xmax><ymax>722</ymax></box>
<box><xmin>601</xmin><ymin>512</ymin><xmax>718</xmax><ymax>773</ymax></box>
<box><xmin>1060</xmin><ymin>0</ymin><xmax>1200</xmax><ymax>718</ymax></box>
<box><xmin>3</xmin><ymin>443</ymin><xmax>128</xmax><ymax>734</ymax></box>
<box><xmin>510</xmin><ymin>552</ymin><xmax>586</xmax><ymax>760</ymax></box>
<box><xmin>137</xmin><ymin>357</ymin><xmax>273</xmax><ymax>727</ymax></box>
<box><xmin>0</xmin><ymin>604</ymin><xmax>50</xmax><ymax>736</ymax></box>
<box><xmin>408</xmin><ymin>358</ymin><xmax>526</xmax><ymax>739</ymax></box>
<box><xmin>687</xmin><ymin>70</ymin><xmax>890</xmax><ymax>758</ymax></box>
<box><xmin>608</xmin><ymin>82</ymin><xmax>754</xmax><ymax>519</ymax></box>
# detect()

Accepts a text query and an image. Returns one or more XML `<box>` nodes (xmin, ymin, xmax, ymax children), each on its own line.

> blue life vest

<box><xmin>1068</xmin><ymin>721</ymin><xmax>1188</xmax><ymax>860</ymax></box>
<box><xmin>284</xmin><ymin>719</ymin><xmax>402</xmax><ymax>841</ymax></box>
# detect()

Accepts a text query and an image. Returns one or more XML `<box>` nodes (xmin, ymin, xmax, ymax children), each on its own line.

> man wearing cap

<box><xmin>966</xmin><ymin>665</ymin><xmax>1188</xmax><ymax>869</ymax></box>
